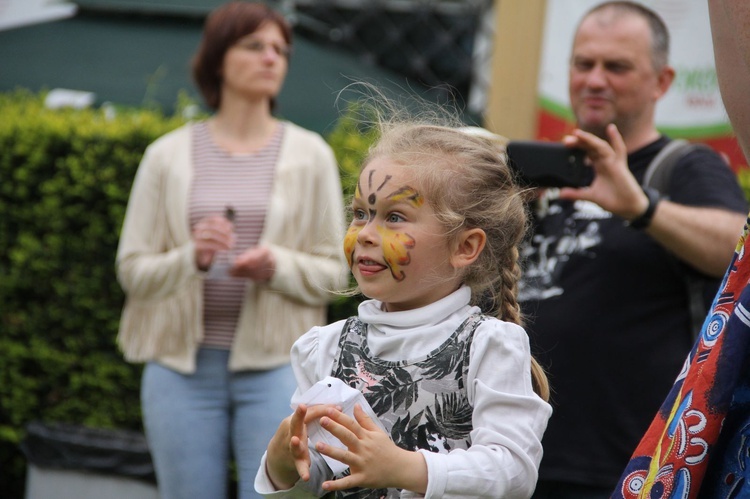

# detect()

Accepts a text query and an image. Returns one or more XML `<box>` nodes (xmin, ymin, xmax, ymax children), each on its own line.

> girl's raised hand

<box><xmin>266</xmin><ymin>404</ymin><xmax>336</xmax><ymax>490</ymax></box>
<box><xmin>317</xmin><ymin>405</ymin><xmax>428</xmax><ymax>495</ymax></box>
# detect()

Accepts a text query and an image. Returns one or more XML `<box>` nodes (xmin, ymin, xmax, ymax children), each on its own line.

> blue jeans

<box><xmin>141</xmin><ymin>348</ymin><xmax>297</xmax><ymax>499</ymax></box>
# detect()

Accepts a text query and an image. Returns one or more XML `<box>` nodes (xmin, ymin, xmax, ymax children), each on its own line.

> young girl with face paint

<box><xmin>255</xmin><ymin>117</ymin><xmax>552</xmax><ymax>498</ymax></box>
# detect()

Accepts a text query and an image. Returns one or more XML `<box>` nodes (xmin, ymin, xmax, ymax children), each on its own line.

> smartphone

<box><xmin>506</xmin><ymin>141</ymin><xmax>590</xmax><ymax>188</ymax></box>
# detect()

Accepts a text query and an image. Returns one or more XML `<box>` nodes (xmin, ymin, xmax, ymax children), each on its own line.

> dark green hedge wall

<box><xmin>0</xmin><ymin>90</ymin><xmax>191</xmax><ymax>497</ymax></box>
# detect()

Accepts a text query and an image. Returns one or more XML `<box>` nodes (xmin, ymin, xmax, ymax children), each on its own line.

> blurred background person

<box><xmin>519</xmin><ymin>2</ymin><xmax>748</xmax><ymax>498</ymax></box>
<box><xmin>115</xmin><ymin>2</ymin><xmax>348</xmax><ymax>498</ymax></box>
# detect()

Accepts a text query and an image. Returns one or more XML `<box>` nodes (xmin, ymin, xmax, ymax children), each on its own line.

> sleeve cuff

<box><xmin>253</xmin><ymin>450</ymin><xmax>332</xmax><ymax>498</ymax></box>
<box><xmin>419</xmin><ymin>449</ymin><xmax>448</xmax><ymax>498</ymax></box>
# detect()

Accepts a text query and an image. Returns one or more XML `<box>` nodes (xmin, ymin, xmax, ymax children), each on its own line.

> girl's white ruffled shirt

<box><xmin>255</xmin><ymin>286</ymin><xmax>552</xmax><ymax>499</ymax></box>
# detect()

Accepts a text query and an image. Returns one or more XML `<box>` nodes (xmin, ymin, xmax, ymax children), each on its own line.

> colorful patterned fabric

<box><xmin>613</xmin><ymin>217</ymin><xmax>750</xmax><ymax>499</ymax></box>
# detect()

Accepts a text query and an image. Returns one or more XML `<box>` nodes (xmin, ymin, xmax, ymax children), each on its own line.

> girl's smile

<box><xmin>356</xmin><ymin>256</ymin><xmax>387</xmax><ymax>276</ymax></box>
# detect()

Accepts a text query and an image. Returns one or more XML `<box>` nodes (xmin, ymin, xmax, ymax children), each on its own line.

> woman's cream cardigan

<box><xmin>116</xmin><ymin>122</ymin><xmax>348</xmax><ymax>374</ymax></box>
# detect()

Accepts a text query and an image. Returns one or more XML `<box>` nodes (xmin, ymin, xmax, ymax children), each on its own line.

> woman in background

<box><xmin>115</xmin><ymin>2</ymin><xmax>348</xmax><ymax>498</ymax></box>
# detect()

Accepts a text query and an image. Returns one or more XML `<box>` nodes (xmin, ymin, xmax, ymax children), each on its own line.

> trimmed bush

<box><xmin>0</xmin><ymin>90</ymin><xmax>191</xmax><ymax>497</ymax></box>
<box><xmin>326</xmin><ymin>102</ymin><xmax>380</xmax><ymax>199</ymax></box>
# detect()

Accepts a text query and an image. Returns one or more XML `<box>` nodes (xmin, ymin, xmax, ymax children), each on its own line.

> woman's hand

<box><xmin>192</xmin><ymin>215</ymin><xmax>235</xmax><ymax>271</ymax></box>
<box><xmin>230</xmin><ymin>245</ymin><xmax>276</xmax><ymax>281</ymax></box>
<box><xmin>266</xmin><ymin>404</ymin><xmax>338</xmax><ymax>490</ymax></box>
<box><xmin>317</xmin><ymin>405</ymin><xmax>428</xmax><ymax>495</ymax></box>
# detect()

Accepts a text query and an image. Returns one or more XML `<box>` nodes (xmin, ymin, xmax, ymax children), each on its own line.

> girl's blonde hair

<box><xmin>355</xmin><ymin>93</ymin><xmax>549</xmax><ymax>401</ymax></box>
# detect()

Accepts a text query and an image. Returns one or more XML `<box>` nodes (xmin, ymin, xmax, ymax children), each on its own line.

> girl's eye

<box><xmin>353</xmin><ymin>209</ymin><xmax>367</xmax><ymax>221</ymax></box>
<box><xmin>386</xmin><ymin>213</ymin><xmax>405</xmax><ymax>223</ymax></box>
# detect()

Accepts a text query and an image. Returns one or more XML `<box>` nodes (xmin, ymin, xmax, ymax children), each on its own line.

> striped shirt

<box><xmin>188</xmin><ymin>121</ymin><xmax>284</xmax><ymax>349</ymax></box>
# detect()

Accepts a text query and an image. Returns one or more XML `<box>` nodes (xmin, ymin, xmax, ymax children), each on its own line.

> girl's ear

<box><xmin>451</xmin><ymin>228</ymin><xmax>486</xmax><ymax>269</ymax></box>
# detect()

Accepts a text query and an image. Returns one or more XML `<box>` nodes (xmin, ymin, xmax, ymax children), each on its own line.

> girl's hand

<box><xmin>192</xmin><ymin>215</ymin><xmax>234</xmax><ymax>271</ymax></box>
<box><xmin>265</xmin><ymin>404</ymin><xmax>338</xmax><ymax>490</ymax></box>
<box><xmin>558</xmin><ymin>124</ymin><xmax>649</xmax><ymax>221</ymax></box>
<box><xmin>317</xmin><ymin>405</ymin><xmax>428</xmax><ymax>494</ymax></box>
<box><xmin>230</xmin><ymin>245</ymin><xmax>276</xmax><ymax>281</ymax></box>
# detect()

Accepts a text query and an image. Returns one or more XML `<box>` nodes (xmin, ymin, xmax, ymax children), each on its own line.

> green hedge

<box><xmin>0</xmin><ymin>90</ymin><xmax>187</xmax><ymax>497</ymax></box>
<box><xmin>0</xmin><ymin>90</ymin><xmax>373</xmax><ymax>498</ymax></box>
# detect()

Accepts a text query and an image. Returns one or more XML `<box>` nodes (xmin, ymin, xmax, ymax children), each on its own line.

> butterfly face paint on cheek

<box><xmin>378</xmin><ymin>185</ymin><xmax>422</xmax><ymax>281</ymax></box>
<box><xmin>343</xmin><ymin>224</ymin><xmax>361</xmax><ymax>268</ymax></box>
<box><xmin>377</xmin><ymin>225</ymin><xmax>415</xmax><ymax>281</ymax></box>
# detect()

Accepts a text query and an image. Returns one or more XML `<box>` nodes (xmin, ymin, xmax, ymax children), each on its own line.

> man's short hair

<box><xmin>582</xmin><ymin>1</ymin><xmax>670</xmax><ymax>70</ymax></box>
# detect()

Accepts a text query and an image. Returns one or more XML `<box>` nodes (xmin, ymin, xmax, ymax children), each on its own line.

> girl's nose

<box><xmin>357</xmin><ymin>219</ymin><xmax>379</xmax><ymax>245</ymax></box>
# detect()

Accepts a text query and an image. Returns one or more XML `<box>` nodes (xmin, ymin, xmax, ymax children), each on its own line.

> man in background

<box><xmin>520</xmin><ymin>2</ymin><xmax>748</xmax><ymax>497</ymax></box>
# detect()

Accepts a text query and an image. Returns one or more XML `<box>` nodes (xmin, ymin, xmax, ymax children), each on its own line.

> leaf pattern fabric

<box><xmin>328</xmin><ymin>314</ymin><xmax>485</xmax><ymax>498</ymax></box>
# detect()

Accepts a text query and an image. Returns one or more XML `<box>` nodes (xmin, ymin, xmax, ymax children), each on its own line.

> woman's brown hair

<box><xmin>191</xmin><ymin>1</ymin><xmax>292</xmax><ymax>110</ymax></box>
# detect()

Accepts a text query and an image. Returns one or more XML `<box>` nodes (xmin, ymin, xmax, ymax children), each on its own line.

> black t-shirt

<box><xmin>519</xmin><ymin>137</ymin><xmax>748</xmax><ymax>487</ymax></box>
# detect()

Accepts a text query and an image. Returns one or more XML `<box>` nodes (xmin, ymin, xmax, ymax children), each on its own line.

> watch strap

<box><xmin>627</xmin><ymin>187</ymin><xmax>661</xmax><ymax>230</ymax></box>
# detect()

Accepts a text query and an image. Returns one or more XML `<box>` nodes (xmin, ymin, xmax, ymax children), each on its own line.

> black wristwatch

<box><xmin>627</xmin><ymin>187</ymin><xmax>661</xmax><ymax>230</ymax></box>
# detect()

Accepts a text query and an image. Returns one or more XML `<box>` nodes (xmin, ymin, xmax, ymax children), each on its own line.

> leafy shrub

<box><xmin>326</xmin><ymin>102</ymin><xmax>380</xmax><ymax>199</ymax></box>
<box><xmin>0</xmin><ymin>89</ymin><xmax>191</xmax><ymax>497</ymax></box>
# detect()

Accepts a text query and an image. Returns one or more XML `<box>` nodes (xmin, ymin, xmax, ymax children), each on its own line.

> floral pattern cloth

<box><xmin>613</xmin><ymin>216</ymin><xmax>750</xmax><ymax>498</ymax></box>
<box><xmin>328</xmin><ymin>314</ymin><xmax>485</xmax><ymax>498</ymax></box>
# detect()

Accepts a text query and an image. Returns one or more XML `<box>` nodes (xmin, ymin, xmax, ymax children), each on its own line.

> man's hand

<box><xmin>558</xmin><ymin>123</ymin><xmax>649</xmax><ymax>221</ymax></box>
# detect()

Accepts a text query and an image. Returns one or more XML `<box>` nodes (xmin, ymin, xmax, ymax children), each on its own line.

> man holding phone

<box><xmin>519</xmin><ymin>2</ymin><xmax>747</xmax><ymax>498</ymax></box>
